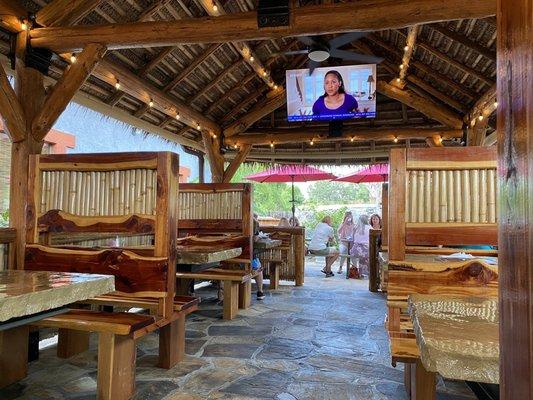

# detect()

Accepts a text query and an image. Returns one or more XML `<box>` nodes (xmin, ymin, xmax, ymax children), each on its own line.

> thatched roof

<box><xmin>0</xmin><ymin>0</ymin><xmax>497</xmax><ymax>164</ymax></box>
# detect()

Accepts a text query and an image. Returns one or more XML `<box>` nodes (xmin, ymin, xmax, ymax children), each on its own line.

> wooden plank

<box><xmin>25</xmin><ymin>244</ymin><xmax>169</xmax><ymax>295</ymax></box>
<box><xmin>497</xmin><ymin>0</ymin><xmax>533</xmax><ymax>397</ymax></box>
<box><xmin>0</xmin><ymin>325</ymin><xmax>28</xmax><ymax>388</ymax></box>
<box><xmin>238</xmin><ymin>280</ymin><xmax>251</xmax><ymax>309</ymax></box>
<box><xmin>430</xmin><ymin>24</ymin><xmax>496</xmax><ymax>61</ymax></box>
<box><xmin>30</xmin><ymin>1</ymin><xmax>497</xmax><ymax>52</ymax></box>
<box><xmin>393</xmin><ymin>25</ymin><xmax>420</xmax><ymax>88</ymax></box>
<box><xmin>405</xmin><ymin>223</ymin><xmax>498</xmax><ymax>246</ymax></box>
<box><xmin>388</xmin><ymin>149</ymin><xmax>406</xmax><ymax>260</ymax></box>
<box><xmin>223</xmin><ymin>280</ymin><xmax>239</xmax><ymax>320</ymax></box>
<box><xmin>158</xmin><ymin>315</ymin><xmax>185</xmax><ymax>368</ymax></box>
<box><xmin>176</xmin><ymin>268</ymin><xmax>251</xmax><ymax>282</ymax></box>
<box><xmin>36</xmin><ymin>151</ymin><xmax>160</xmax><ymax>169</ymax></box>
<box><xmin>412</xmin><ymin>360</ymin><xmax>436</xmax><ymax>400</ymax></box>
<box><xmin>57</xmin><ymin>328</ymin><xmax>90</xmax><ymax>358</ymax></box>
<box><xmin>32</xmin><ymin>43</ymin><xmax>107</xmax><ymax>140</ymax></box>
<box><xmin>406</xmin><ymin>146</ymin><xmax>496</xmax><ymax>163</ymax></box>
<box><xmin>0</xmin><ymin>0</ymin><xmax>27</xmax><ymax>32</ymax></box>
<box><xmin>37</xmin><ymin>210</ymin><xmax>156</xmax><ymax>234</ymax></box>
<box><xmin>223</xmin><ymin>144</ymin><xmax>252</xmax><ymax>183</ymax></box>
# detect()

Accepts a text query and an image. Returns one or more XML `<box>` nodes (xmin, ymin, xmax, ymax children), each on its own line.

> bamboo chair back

<box><xmin>258</xmin><ymin>226</ymin><xmax>305</xmax><ymax>282</ymax></box>
<box><xmin>24</xmin><ymin>152</ymin><xmax>179</xmax><ymax>317</ymax></box>
<box><xmin>178</xmin><ymin>183</ymin><xmax>253</xmax><ymax>265</ymax></box>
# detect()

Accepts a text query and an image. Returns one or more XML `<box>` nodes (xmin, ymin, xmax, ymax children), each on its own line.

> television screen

<box><xmin>285</xmin><ymin>64</ymin><xmax>377</xmax><ymax>122</ymax></box>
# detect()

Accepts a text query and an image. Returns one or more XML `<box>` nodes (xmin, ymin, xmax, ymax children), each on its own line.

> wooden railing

<box><xmin>0</xmin><ymin>228</ymin><xmax>16</xmax><ymax>270</ymax></box>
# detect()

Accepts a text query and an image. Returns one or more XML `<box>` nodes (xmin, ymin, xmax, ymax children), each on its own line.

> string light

<box><xmin>310</xmin><ymin>139</ymin><xmax>314</xmax><ymax>146</ymax></box>
<box><xmin>262</xmin><ymin>71</ymin><xmax>268</xmax><ymax>77</ymax></box>
<box><xmin>212</xmin><ymin>133</ymin><xmax>217</xmax><ymax>139</ymax></box>
<box><xmin>350</xmin><ymin>137</ymin><xmax>354</xmax><ymax>142</ymax></box>
<box><xmin>70</xmin><ymin>54</ymin><xmax>77</xmax><ymax>63</ymax></box>
<box><xmin>234</xmin><ymin>144</ymin><xmax>238</xmax><ymax>149</ymax></box>
<box><xmin>175</xmin><ymin>113</ymin><xmax>180</xmax><ymax>120</ymax></box>
<box><xmin>196</xmin><ymin>124</ymin><xmax>201</xmax><ymax>130</ymax></box>
<box><xmin>478</xmin><ymin>115</ymin><xmax>484</xmax><ymax>121</ymax></box>
<box><xmin>399</xmin><ymin>64</ymin><xmax>404</xmax><ymax>69</ymax></box>
<box><xmin>404</xmin><ymin>45</ymin><xmax>409</xmax><ymax>51</ymax></box>
<box><xmin>274</xmin><ymin>84</ymin><xmax>278</xmax><ymax>90</ymax></box>
<box><xmin>212</xmin><ymin>3</ymin><xmax>218</xmax><ymax>11</ymax></box>
<box><xmin>470</xmin><ymin>119</ymin><xmax>476</xmax><ymax>127</ymax></box>
<box><xmin>114</xmin><ymin>80</ymin><xmax>121</xmax><ymax>89</ymax></box>
<box><xmin>494</xmin><ymin>101</ymin><xmax>498</xmax><ymax>108</ymax></box>
<box><xmin>250</xmin><ymin>56</ymin><xmax>254</xmax><ymax>62</ymax></box>
<box><xmin>393</xmin><ymin>137</ymin><xmax>399</xmax><ymax>143</ymax></box>
<box><xmin>20</xmin><ymin>20</ymin><xmax>27</xmax><ymax>30</ymax></box>
<box><xmin>270</xmin><ymin>141</ymin><xmax>274</xmax><ymax>148</ymax></box>
<box><xmin>396</xmin><ymin>78</ymin><xmax>401</xmax><ymax>83</ymax></box>
<box><xmin>438</xmin><ymin>136</ymin><xmax>443</xmax><ymax>143</ymax></box>
<box><xmin>149</xmin><ymin>99</ymin><xmax>154</xmax><ymax>107</ymax></box>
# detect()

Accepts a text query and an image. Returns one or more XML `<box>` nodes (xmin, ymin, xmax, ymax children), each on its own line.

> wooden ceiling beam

<box><xmin>392</xmin><ymin>25</ymin><xmax>420</xmax><ymax>88</ymax></box>
<box><xmin>139</xmin><ymin>47</ymin><xmax>174</xmax><ymax>76</ymax></box>
<box><xmin>430</xmin><ymin>24</ymin><xmax>496</xmax><ymax>60</ymax></box>
<box><xmin>30</xmin><ymin>0</ymin><xmax>496</xmax><ymax>52</ymax></box>
<box><xmin>36</xmin><ymin>0</ymin><xmax>104</xmax><ymax>27</ymax></box>
<box><xmin>32</xmin><ymin>43</ymin><xmax>107</xmax><ymax>140</ymax></box>
<box><xmin>465</xmin><ymin>83</ymin><xmax>497</xmax><ymax>123</ymax></box>
<box><xmin>196</xmin><ymin>0</ymin><xmax>275</xmax><ymax>88</ymax></box>
<box><xmin>137</xmin><ymin>0</ymin><xmax>172</xmax><ymax>22</ymax></box>
<box><xmin>93</xmin><ymin>59</ymin><xmax>221</xmax><ymax>135</ymax></box>
<box><xmin>377</xmin><ymin>81</ymin><xmax>464</xmax><ymax>129</ymax></box>
<box><xmin>0</xmin><ymin>62</ymin><xmax>26</xmax><ymax>141</ymax></box>
<box><xmin>223</xmin><ymin>144</ymin><xmax>252</xmax><ymax>182</ymax></box>
<box><xmin>0</xmin><ymin>0</ymin><xmax>28</xmax><ymax>32</ymax></box>
<box><xmin>405</xmin><ymin>74</ymin><xmax>468</xmax><ymax>113</ymax></box>
<box><xmin>394</xmin><ymin>28</ymin><xmax>494</xmax><ymax>86</ymax></box>
<box><xmin>224</xmin><ymin>89</ymin><xmax>286</xmax><ymax>137</ymax></box>
<box><xmin>243</xmin><ymin>149</ymin><xmax>391</xmax><ymax>161</ymax></box>
<box><xmin>225</xmin><ymin>127</ymin><xmax>462</xmax><ymax>146</ymax></box>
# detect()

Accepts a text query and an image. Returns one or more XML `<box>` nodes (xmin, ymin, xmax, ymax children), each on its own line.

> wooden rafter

<box><xmin>196</xmin><ymin>0</ymin><xmax>275</xmax><ymax>87</ymax></box>
<box><xmin>224</xmin><ymin>90</ymin><xmax>287</xmax><ymax>137</ymax></box>
<box><xmin>430</xmin><ymin>24</ymin><xmax>496</xmax><ymax>61</ymax></box>
<box><xmin>36</xmin><ymin>0</ymin><xmax>104</xmax><ymax>27</ymax></box>
<box><xmin>0</xmin><ymin>0</ymin><xmax>27</xmax><ymax>32</ymax></box>
<box><xmin>393</xmin><ymin>25</ymin><xmax>420</xmax><ymax>88</ymax></box>
<box><xmin>225</xmin><ymin>127</ymin><xmax>462</xmax><ymax>146</ymax></box>
<box><xmin>368</xmin><ymin>34</ymin><xmax>478</xmax><ymax>99</ymax></box>
<box><xmin>32</xmin><ymin>43</ymin><xmax>107</xmax><ymax>140</ymax></box>
<box><xmin>30</xmin><ymin>1</ymin><xmax>496</xmax><ymax>52</ymax></box>
<box><xmin>466</xmin><ymin>84</ymin><xmax>496</xmax><ymax>145</ymax></box>
<box><xmin>223</xmin><ymin>144</ymin><xmax>252</xmax><ymax>183</ymax></box>
<box><xmin>0</xmin><ymin>62</ymin><xmax>26</xmax><ymax>141</ymax></box>
<box><xmin>394</xmin><ymin>29</ymin><xmax>494</xmax><ymax>86</ymax></box>
<box><xmin>189</xmin><ymin>59</ymin><xmax>243</xmax><ymax>105</ymax></box>
<box><xmin>220</xmin><ymin>88</ymin><xmax>267</xmax><ymax>124</ymax></box>
<box><xmin>377</xmin><ymin>81</ymin><xmax>464</xmax><ymax>129</ymax></box>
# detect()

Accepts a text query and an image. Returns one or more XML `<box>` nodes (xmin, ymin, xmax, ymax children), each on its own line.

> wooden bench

<box><xmin>24</xmin><ymin>152</ymin><xmax>199</xmax><ymax>399</ymax></box>
<box><xmin>387</xmin><ymin>147</ymin><xmax>498</xmax><ymax>399</ymax></box>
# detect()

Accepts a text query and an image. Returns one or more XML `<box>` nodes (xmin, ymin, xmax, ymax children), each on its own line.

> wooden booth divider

<box><xmin>258</xmin><ymin>226</ymin><xmax>305</xmax><ymax>287</ymax></box>
<box><xmin>385</xmin><ymin>146</ymin><xmax>498</xmax><ymax>399</ymax></box>
<box><xmin>176</xmin><ymin>183</ymin><xmax>255</xmax><ymax>319</ymax></box>
<box><xmin>21</xmin><ymin>152</ymin><xmax>198</xmax><ymax>400</ymax></box>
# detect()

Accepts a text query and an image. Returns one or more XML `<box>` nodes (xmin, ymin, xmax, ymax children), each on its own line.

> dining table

<box><xmin>176</xmin><ymin>246</ymin><xmax>242</xmax><ymax>272</ymax></box>
<box><xmin>408</xmin><ymin>293</ymin><xmax>499</xmax><ymax>384</ymax></box>
<box><xmin>254</xmin><ymin>237</ymin><xmax>283</xmax><ymax>250</ymax></box>
<box><xmin>0</xmin><ymin>270</ymin><xmax>115</xmax><ymax>387</ymax></box>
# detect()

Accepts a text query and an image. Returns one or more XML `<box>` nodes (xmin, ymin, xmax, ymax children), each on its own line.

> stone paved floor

<box><xmin>1</xmin><ymin>258</ymin><xmax>477</xmax><ymax>400</ymax></box>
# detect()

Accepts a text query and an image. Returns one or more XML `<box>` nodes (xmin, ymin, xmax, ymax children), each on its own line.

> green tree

<box><xmin>229</xmin><ymin>164</ymin><xmax>304</xmax><ymax>215</ymax></box>
<box><xmin>307</xmin><ymin>180</ymin><xmax>370</xmax><ymax>204</ymax></box>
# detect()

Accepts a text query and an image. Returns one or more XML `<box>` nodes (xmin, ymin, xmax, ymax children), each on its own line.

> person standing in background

<box><xmin>350</xmin><ymin>214</ymin><xmax>371</xmax><ymax>277</ymax></box>
<box><xmin>337</xmin><ymin>211</ymin><xmax>354</xmax><ymax>275</ymax></box>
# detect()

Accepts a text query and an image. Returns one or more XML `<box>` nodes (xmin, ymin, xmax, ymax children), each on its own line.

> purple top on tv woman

<box><xmin>312</xmin><ymin>70</ymin><xmax>358</xmax><ymax>116</ymax></box>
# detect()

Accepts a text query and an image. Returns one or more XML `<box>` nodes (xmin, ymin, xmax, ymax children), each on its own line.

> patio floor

<box><xmin>0</xmin><ymin>257</ymin><xmax>476</xmax><ymax>400</ymax></box>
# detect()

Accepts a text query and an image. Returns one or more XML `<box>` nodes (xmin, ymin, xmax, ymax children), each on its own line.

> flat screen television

<box><xmin>285</xmin><ymin>64</ymin><xmax>377</xmax><ymax>122</ymax></box>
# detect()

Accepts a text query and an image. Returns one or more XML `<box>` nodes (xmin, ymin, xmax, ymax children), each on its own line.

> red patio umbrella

<box><xmin>245</xmin><ymin>165</ymin><xmax>337</xmax><ymax>219</ymax></box>
<box><xmin>334</xmin><ymin>163</ymin><xmax>389</xmax><ymax>184</ymax></box>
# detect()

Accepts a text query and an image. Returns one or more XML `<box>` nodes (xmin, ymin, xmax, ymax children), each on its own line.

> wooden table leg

<box><xmin>238</xmin><ymin>281</ymin><xmax>251</xmax><ymax>309</ymax></box>
<box><xmin>411</xmin><ymin>359</ymin><xmax>436</xmax><ymax>400</ymax></box>
<box><xmin>97</xmin><ymin>332</ymin><xmax>136</xmax><ymax>400</ymax></box>
<box><xmin>158</xmin><ymin>315</ymin><xmax>185</xmax><ymax>369</ymax></box>
<box><xmin>269</xmin><ymin>262</ymin><xmax>280</xmax><ymax>290</ymax></box>
<box><xmin>404</xmin><ymin>362</ymin><xmax>412</xmax><ymax>398</ymax></box>
<box><xmin>223</xmin><ymin>280</ymin><xmax>239</xmax><ymax>320</ymax></box>
<box><xmin>176</xmin><ymin>278</ymin><xmax>193</xmax><ymax>296</ymax></box>
<box><xmin>0</xmin><ymin>325</ymin><xmax>29</xmax><ymax>388</ymax></box>
<box><xmin>58</xmin><ymin>328</ymin><xmax>90</xmax><ymax>358</ymax></box>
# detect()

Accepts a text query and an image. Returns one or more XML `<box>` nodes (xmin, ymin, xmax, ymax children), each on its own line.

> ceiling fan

<box><xmin>280</xmin><ymin>32</ymin><xmax>383</xmax><ymax>73</ymax></box>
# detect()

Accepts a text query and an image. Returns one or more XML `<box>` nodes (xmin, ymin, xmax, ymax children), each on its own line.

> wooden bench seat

<box><xmin>82</xmin><ymin>294</ymin><xmax>199</xmax><ymax>312</ymax></box>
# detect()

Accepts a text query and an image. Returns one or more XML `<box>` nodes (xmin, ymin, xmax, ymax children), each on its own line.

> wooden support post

<box><xmin>238</xmin><ymin>280</ymin><xmax>251</xmax><ymax>309</ymax></box>
<box><xmin>158</xmin><ymin>315</ymin><xmax>185</xmax><ymax>368</ymax></box>
<box><xmin>411</xmin><ymin>360</ymin><xmax>436</xmax><ymax>400</ymax></box>
<box><xmin>0</xmin><ymin>325</ymin><xmax>29</xmax><ymax>388</ymax></box>
<box><xmin>57</xmin><ymin>328</ymin><xmax>90</xmax><ymax>358</ymax></box>
<box><xmin>223</xmin><ymin>144</ymin><xmax>252</xmax><ymax>183</ymax></box>
<box><xmin>269</xmin><ymin>261</ymin><xmax>280</xmax><ymax>290</ymax></box>
<box><xmin>294</xmin><ymin>232</ymin><xmax>305</xmax><ymax>286</ymax></box>
<box><xmin>201</xmin><ymin>131</ymin><xmax>224</xmax><ymax>183</ymax></box>
<box><xmin>404</xmin><ymin>363</ymin><xmax>412</xmax><ymax>398</ymax></box>
<box><xmin>388</xmin><ymin>305</ymin><xmax>401</xmax><ymax>332</ymax></box>
<box><xmin>97</xmin><ymin>333</ymin><xmax>136</xmax><ymax>400</ymax></box>
<box><xmin>388</xmin><ymin>149</ymin><xmax>407</xmax><ymax>261</ymax></box>
<box><xmin>223</xmin><ymin>280</ymin><xmax>239</xmax><ymax>320</ymax></box>
<box><xmin>498</xmin><ymin>0</ymin><xmax>533</xmax><ymax>398</ymax></box>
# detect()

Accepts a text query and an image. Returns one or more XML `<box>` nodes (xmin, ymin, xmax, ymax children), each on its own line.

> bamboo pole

<box><xmin>479</xmin><ymin>169</ymin><xmax>488</xmax><ymax>223</ymax></box>
<box><xmin>453</xmin><ymin>170</ymin><xmax>462</xmax><ymax>222</ymax></box>
<box><xmin>417</xmin><ymin>170</ymin><xmax>424</xmax><ymax>222</ymax></box>
<box><xmin>447</xmin><ymin>170</ymin><xmax>454</xmax><ymax>222</ymax></box>
<box><xmin>409</xmin><ymin>170</ymin><xmax>417</xmax><ymax>222</ymax></box>
<box><xmin>140</xmin><ymin>169</ymin><xmax>147</xmax><ymax>214</ymax></box>
<box><xmin>471</xmin><ymin>169</ymin><xmax>480</xmax><ymax>223</ymax></box>
<box><xmin>431</xmin><ymin>170</ymin><xmax>439</xmax><ymax>222</ymax></box>
<box><xmin>439</xmin><ymin>170</ymin><xmax>447</xmax><ymax>222</ymax></box>
<box><xmin>62</xmin><ymin>170</ymin><xmax>70</xmax><ymax>214</ymax></box>
<box><xmin>424</xmin><ymin>170</ymin><xmax>431</xmax><ymax>221</ymax></box>
<box><xmin>488</xmin><ymin>168</ymin><xmax>496</xmax><ymax>223</ymax></box>
<box><xmin>462</xmin><ymin>170</ymin><xmax>471</xmax><ymax>223</ymax></box>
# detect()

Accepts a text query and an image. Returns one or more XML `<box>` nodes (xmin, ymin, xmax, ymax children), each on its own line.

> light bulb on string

<box><xmin>404</xmin><ymin>45</ymin><xmax>409</xmax><ymax>51</ymax></box>
<box><xmin>149</xmin><ymin>99</ymin><xmax>154</xmax><ymax>107</ymax></box>
<box><xmin>70</xmin><ymin>54</ymin><xmax>77</xmax><ymax>63</ymax></box>
<box><xmin>114</xmin><ymin>80</ymin><xmax>121</xmax><ymax>89</ymax></box>
<box><xmin>393</xmin><ymin>137</ymin><xmax>399</xmax><ymax>143</ymax></box>
<box><xmin>270</xmin><ymin>142</ymin><xmax>274</xmax><ymax>148</ymax></box>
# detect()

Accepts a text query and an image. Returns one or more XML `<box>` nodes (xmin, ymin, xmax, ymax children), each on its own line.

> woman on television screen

<box><xmin>312</xmin><ymin>70</ymin><xmax>358</xmax><ymax>117</ymax></box>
